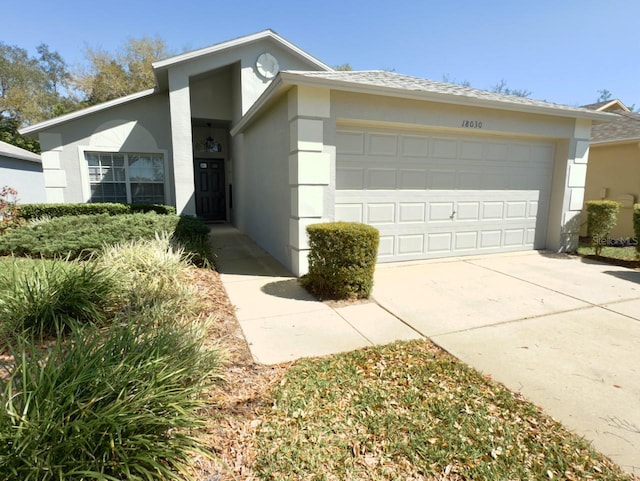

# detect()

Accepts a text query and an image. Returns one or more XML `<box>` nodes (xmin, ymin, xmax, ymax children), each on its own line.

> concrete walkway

<box><xmin>208</xmin><ymin>225</ymin><xmax>640</xmax><ymax>475</ymax></box>
<box><xmin>208</xmin><ymin>225</ymin><xmax>421</xmax><ymax>364</ymax></box>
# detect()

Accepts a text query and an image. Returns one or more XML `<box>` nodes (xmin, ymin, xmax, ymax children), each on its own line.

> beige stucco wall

<box><xmin>38</xmin><ymin>93</ymin><xmax>172</xmax><ymax>204</ymax></box>
<box><xmin>583</xmin><ymin>142</ymin><xmax>640</xmax><ymax>238</ymax></box>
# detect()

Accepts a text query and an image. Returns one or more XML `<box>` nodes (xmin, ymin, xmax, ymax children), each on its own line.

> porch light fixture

<box><xmin>204</xmin><ymin>123</ymin><xmax>222</xmax><ymax>153</ymax></box>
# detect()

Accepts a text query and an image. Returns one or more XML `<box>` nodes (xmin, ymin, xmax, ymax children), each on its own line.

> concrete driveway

<box><xmin>373</xmin><ymin>251</ymin><xmax>640</xmax><ymax>475</ymax></box>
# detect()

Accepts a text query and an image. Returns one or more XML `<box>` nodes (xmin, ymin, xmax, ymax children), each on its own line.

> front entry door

<box><xmin>195</xmin><ymin>158</ymin><xmax>226</xmax><ymax>221</ymax></box>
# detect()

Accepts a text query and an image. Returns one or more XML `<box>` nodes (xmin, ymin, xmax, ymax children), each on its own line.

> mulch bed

<box><xmin>184</xmin><ymin>267</ymin><xmax>290</xmax><ymax>480</ymax></box>
<box><xmin>576</xmin><ymin>253</ymin><xmax>640</xmax><ymax>270</ymax></box>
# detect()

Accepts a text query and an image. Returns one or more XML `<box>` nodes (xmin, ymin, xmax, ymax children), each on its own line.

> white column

<box><xmin>548</xmin><ymin>119</ymin><xmax>591</xmax><ymax>252</ymax></box>
<box><xmin>288</xmin><ymin>86</ymin><xmax>331</xmax><ymax>275</ymax></box>
<box><xmin>168</xmin><ymin>70</ymin><xmax>196</xmax><ymax>216</ymax></box>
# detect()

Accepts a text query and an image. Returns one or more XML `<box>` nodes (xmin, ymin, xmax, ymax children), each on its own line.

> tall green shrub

<box><xmin>585</xmin><ymin>200</ymin><xmax>620</xmax><ymax>255</ymax></box>
<box><xmin>304</xmin><ymin>222</ymin><xmax>379</xmax><ymax>300</ymax></box>
<box><xmin>634</xmin><ymin>204</ymin><xmax>640</xmax><ymax>254</ymax></box>
<box><xmin>18</xmin><ymin>202</ymin><xmax>176</xmax><ymax>220</ymax></box>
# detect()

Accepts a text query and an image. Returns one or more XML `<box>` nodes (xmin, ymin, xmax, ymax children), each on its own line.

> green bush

<box><xmin>0</xmin><ymin>318</ymin><xmax>222</xmax><ymax>481</ymax></box>
<box><xmin>585</xmin><ymin>200</ymin><xmax>620</xmax><ymax>255</ymax></box>
<box><xmin>0</xmin><ymin>212</ymin><xmax>210</xmax><ymax>262</ymax></box>
<box><xmin>634</xmin><ymin>204</ymin><xmax>640</xmax><ymax>254</ymax></box>
<box><xmin>18</xmin><ymin>202</ymin><xmax>176</xmax><ymax>220</ymax></box>
<box><xmin>303</xmin><ymin>222</ymin><xmax>379</xmax><ymax>300</ymax></box>
<box><xmin>0</xmin><ymin>259</ymin><xmax>120</xmax><ymax>340</ymax></box>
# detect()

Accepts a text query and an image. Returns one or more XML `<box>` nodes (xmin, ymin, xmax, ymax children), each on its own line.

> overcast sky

<box><xmin>4</xmin><ymin>0</ymin><xmax>639</xmax><ymax>108</ymax></box>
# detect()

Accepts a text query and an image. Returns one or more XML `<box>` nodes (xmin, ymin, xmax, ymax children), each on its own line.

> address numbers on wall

<box><xmin>461</xmin><ymin>120</ymin><xmax>483</xmax><ymax>129</ymax></box>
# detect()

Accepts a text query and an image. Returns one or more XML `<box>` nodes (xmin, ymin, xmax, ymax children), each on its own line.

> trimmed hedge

<box><xmin>585</xmin><ymin>200</ymin><xmax>620</xmax><ymax>255</ymax></box>
<box><xmin>18</xmin><ymin>202</ymin><xmax>176</xmax><ymax>220</ymax></box>
<box><xmin>634</xmin><ymin>204</ymin><xmax>640</xmax><ymax>253</ymax></box>
<box><xmin>303</xmin><ymin>222</ymin><xmax>379</xmax><ymax>300</ymax></box>
<box><xmin>0</xmin><ymin>213</ymin><xmax>210</xmax><ymax>263</ymax></box>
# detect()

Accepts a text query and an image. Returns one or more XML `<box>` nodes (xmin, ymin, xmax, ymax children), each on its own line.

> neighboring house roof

<box><xmin>582</xmin><ymin>99</ymin><xmax>630</xmax><ymax>113</ymax></box>
<box><xmin>234</xmin><ymin>70</ymin><xmax>615</xmax><ymax>135</ymax></box>
<box><xmin>0</xmin><ymin>140</ymin><xmax>41</xmax><ymax>163</ymax></box>
<box><xmin>582</xmin><ymin>98</ymin><xmax>640</xmax><ymax>145</ymax></box>
<box><xmin>590</xmin><ymin>110</ymin><xmax>640</xmax><ymax>144</ymax></box>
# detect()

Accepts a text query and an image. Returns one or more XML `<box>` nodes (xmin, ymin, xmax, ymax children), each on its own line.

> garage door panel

<box><xmin>400</xmin><ymin>136</ymin><xmax>429</xmax><ymax>157</ymax></box>
<box><xmin>335</xmin><ymin>203</ymin><xmax>363</xmax><ymax>222</ymax></box>
<box><xmin>455</xmin><ymin>231</ymin><xmax>478</xmax><ymax>250</ymax></box>
<box><xmin>367</xmin><ymin>169</ymin><xmax>396</xmax><ymax>189</ymax></box>
<box><xmin>367</xmin><ymin>203</ymin><xmax>395</xmax><ymax>224</ymax></box>
<box><xmin>504</xmin><ymin>229</ymin><xmax>526</xmax><ymax>246</ymax></box>
<box><xmin>399</xmin><ymin>169</ymin><xmax>427</xmax><ymax>189</ymax></box>
<box><xmin>399</xmin><ymin>203</ymin><xmax>426</xmax><ymax>223</ymax></box>
<box><xmin>506</xmin><ymin>201</ymin><xmax>527</xmax><ymax>219</ymax></box>
<box><xmin>432</xmin><ymin>138</ymin><xmax>458</xmax><ymax>158</ymax></box>
<box><xmin>429</xmin><ymin>202</ymin><xmax>455</xmax><ymax>221</ymax></box>
<box><xmin>368</xmin><ymin>133</ymin><xmax>398</xmax><ymax>156</ymax></box>
<box><xmin>337</xmin><ymin>167</ymin><xmax>364</xmax><ymax>189</ymax></box>
<box><xmin>335</xmin><ymin>130</ymin><xmax>554</xmax><ymax>261</ymax></box>
<box><xmin>427</xmin><ymin>233</ymin><xmax>452</xmax><ymax>252</ymax></box>
<box><xmin>398</xmin><ymin>234</ymin><xmax>425</xmax><ymax>254</ymax></box>
<box><xmin>456</xmin><ymin>202</ymin><xmax>480</xmax><ymax>220</ymax></box>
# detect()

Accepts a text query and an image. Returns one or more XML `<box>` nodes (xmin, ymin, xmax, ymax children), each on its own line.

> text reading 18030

<box><xmin>462</xmin><ymin>120</ymin><xmax>483</xmax><ymax>128</ymax></box>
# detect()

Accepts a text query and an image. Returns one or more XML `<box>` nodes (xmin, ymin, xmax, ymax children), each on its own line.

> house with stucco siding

<box><xmin>582</xmin><ymin>100</ymin><xmax>640</xmax><ymax>239</ymax></box>
<box><xmin>20</xmin><ymin>29</ymin><xmax>613</xmax><ymax>275</ymax></box>
<box><xmin>0</xmin><ymin>141</ymin><xmax>46</xmax><ymax>204</ymax></box>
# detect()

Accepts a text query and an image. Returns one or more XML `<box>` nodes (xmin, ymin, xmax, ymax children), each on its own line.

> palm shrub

<box><xmin>585</xmin><ymin>200</ymin><xmax>620</xmax><ymax>255</ymax></box>
<box><xmin>0</xmin><ymin>258</ymin><xmax>120</xmax><ymax>340</ymax></box>
<box><xmin>304</xmin><ymin>222</ymin><xmax>379</xmax><ymax>300</ymax></box>
<box><xmin>0</xmin><ymin>316</ymin><xmax>223</xmax><ymax>481</ymax></box>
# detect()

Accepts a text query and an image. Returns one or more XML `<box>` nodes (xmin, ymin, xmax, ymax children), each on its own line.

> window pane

<box><xmin>85</xmin><ymin>152</ymin><xmax>164</xmax><ymax>205</ymax></box>
<box><xmin>131</xmin><ymin>183</ymin><xmax>164</xmax><ymax>204</ymax></box>
<box><xmin>129</xmin><ymin>154</ymin><xmax>164</xmax><ymax>182</ymax></box>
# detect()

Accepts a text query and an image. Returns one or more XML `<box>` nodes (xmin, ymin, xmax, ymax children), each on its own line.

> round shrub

<box><xmin>304</xmin><ymin>222</ymin><xmax>379</xmax><ymax>300</ymax></box>
<box><xmin>586</xmin><ymin>200</ymin><xmax>620</xmax><ymax>255</ymax></box>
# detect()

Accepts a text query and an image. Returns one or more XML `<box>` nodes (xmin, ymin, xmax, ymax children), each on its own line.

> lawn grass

<box><xmin>254</xmin><ymin>340</ymin><xmax>635</xmax><ymax>481</ymax></box>
<box><xmin>578</xmin><ymin>244</ymin><xmax>638</xmax><ymax>261</ymax></box>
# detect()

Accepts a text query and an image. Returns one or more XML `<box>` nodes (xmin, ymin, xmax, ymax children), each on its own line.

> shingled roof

<box><xmin>582</xmin><ymin>100</ymin><xmax>640</xmax><ymax>144</ymax></box>
<box><xmin>285</xmin><ymin>70</ymin><xmax>606</xmax><ymax>117</ymax></box>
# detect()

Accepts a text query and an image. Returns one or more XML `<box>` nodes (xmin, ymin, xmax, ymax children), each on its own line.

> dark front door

<box><xmin>195</xmin><ymin>158</ymin><xmax>226</xmax><ymax>221</ymax></box>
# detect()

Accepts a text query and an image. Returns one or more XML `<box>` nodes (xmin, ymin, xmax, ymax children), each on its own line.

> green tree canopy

<box><xmin>0</xmin><ymin>42</ymin><xmax>74</xmax><ymax>126</ymax></box>
<box><xmin>74</xmin><ymin>37</ymin><xmax>172</xmax><ymax>105</ymax></box>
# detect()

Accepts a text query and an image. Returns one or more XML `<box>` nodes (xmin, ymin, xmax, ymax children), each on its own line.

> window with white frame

<box><xmin>85</xmin><ymin>152</ymin><xmax>165</xmax><ymax>204</ymax></box>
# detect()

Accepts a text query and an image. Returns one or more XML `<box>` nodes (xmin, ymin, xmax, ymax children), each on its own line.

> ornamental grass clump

<box><xmin>0</xmin><ymin>258</ymin><xmax>120</xmax><ymax>341</ymax></box>
<box><xmin>586</xmin><ymin>200</ymin><xmax>621</xmax><ymax>255</ymax></box>
<box><xmin>0</xmin><ymin>317</ymin><xmax>223</xmax><ymax>481</ymax></box>
<box><xmin>100</xmin><ymin>233</ymin><xmax>201</xmax><ymax>318</ymax></box>
<box><xmin>303</xmin><ymin>222</ymin><xmax>379</xmax><ymax>300</ymax></box>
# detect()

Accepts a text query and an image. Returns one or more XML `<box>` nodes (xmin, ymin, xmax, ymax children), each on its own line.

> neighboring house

<box><xmin>20</xmin><ymin>29</ymin><xmax>612</xmax><ymax>275</ymax></box>
<box><xmin>583</xmin><ymin>100</ymin><xmax>640</xmax><ymax>239</ymax></box>
<box><xmin>0</xmin><ymin>140</ymin><xmax>46</xmax><ymax>204</ymax></box>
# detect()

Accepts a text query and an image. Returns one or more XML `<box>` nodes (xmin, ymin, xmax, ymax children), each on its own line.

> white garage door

<box><xmin>335</xmin><ymin>129</ymin><xmax>555</xmax><ymax>262</ymax></box>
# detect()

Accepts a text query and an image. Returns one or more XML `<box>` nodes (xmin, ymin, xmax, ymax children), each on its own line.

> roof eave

<box><xmin>234</xmin><ymin>72</ymin><xmax>615</xmax><ymax>134</ymax></box>
<box><xmin>590</xmin><ymin>137</ymin><xmax>640</xmax><ymax>147</ymax></box>
<box><xmin>230</xmin><ymin>76</ymin><xmax>289</xmax><ymax>136</ymax></box>
<box><xmin>19</xmin><ymin>89</ymin><xmax>157</xmax><ymax>136</ymax></box>
<box><xmin>153</xmin><ymin>29</ymin><xmax>333</xmax><ymax>91</ymax></box>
